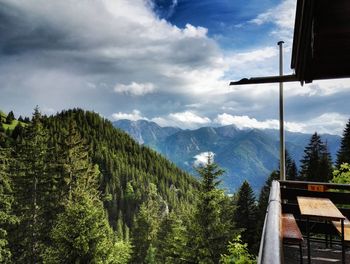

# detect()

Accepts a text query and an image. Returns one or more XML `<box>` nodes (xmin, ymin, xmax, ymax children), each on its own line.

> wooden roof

<box><xmin>292</xmin><ymin>0</ymin><xmax>350</xmax><ymax>84</ymax></box>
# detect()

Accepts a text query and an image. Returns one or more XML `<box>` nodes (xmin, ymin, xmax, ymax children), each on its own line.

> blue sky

<box><xmin>0</xmin><ymin>0</ymin><xmax>349</xmax><ymax>135</ymax></box>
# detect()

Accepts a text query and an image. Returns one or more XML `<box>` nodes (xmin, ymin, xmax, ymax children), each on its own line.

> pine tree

<box><xmin>337</xmin><ymin>119</ymin><xmax>350</xmax><ymax>167</ymax></box>
<box><xmin>190</xmin><ymin>154</ymin><xmax>232</xmax><ymax>263</ymax></box>
<box><xmin>299</xmin><ymin>133</ymin><xmax>333</xmax><ymax>182</ymax></box>
<box><xmin>11</xmin><ymin>123</ymin><xmax>24</xmax><ymax>141</ymax></box>
<box><xmin>155</xmin><ymin>210</ymin><xmax>190</xmax><ymax>263</ymax></box>
<box><xmin>286</xmin><ymin>151</ymin><xmax>298</xmax><ymax>180</ymax></box>
<box><xmin>131</xmin><ymin>183</ymin><xmax>162</xmax><ymax>263</ymax></box>
<box><xmin>10</xmin><ymin>107</ymin><xmax>53</xmax><ymax>263</ymax></box>
<box><xmin>24</xmin><ymin>117</ymin><xmax>30</xmax><ymax>124</ymax></box>
<box><xmin>233</xmin><ymin>181</ymin><xmax>258</xmax><ymax>254</ymax></box>
<box><xmin>5</xmin><ymin>111</ymin><xmax>15</xmax><ymax>124</ymax></box>
<box><xmin>43</xmin><ymin>185</ymin><xmax>130</xmax><ymax>264</ymax></box>
<box><xmin>0</xmin><ymin>147</ymin><xmax>17</xmax><ymax>263</ymax></box>
<box><xmin>56</xmin><ymin>119</ymin><xmax>99</xmax><ymax>199</ymax></box>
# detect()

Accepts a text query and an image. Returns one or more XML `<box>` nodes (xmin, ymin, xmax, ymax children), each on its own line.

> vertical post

<box><xmin>278</xmin><ymin>41</ymin><xmax>285</xmax><ymax>181</ymax></box>
<box><xmin>341</xmin><ymin>219</ymin><xmax>345</xmax><ymax>264</ymax></box>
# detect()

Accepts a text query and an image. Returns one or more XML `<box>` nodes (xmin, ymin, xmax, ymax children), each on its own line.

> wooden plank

<box><xmin>282</xmin><ymin>214</ymin><xmax>303</xmax><ymax>242</ymax></box>
<box><xmin>297</xmin><ymin>196</ymin><xmax>345</xmax><ymax>220</ymax></box>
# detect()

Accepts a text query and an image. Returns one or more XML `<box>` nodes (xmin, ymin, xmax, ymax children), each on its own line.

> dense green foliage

<box><xmin>332</xmin><ymin>163</ymin><xmax>350</xmax><ymax>184</ymax></box>
<box><xmin>299</xmin><ymin>132</ymin><xmax>333</xmax><ymax>182</ymax></box>
<box><xmin>0</xmin><ymin>147</ymin><xmax>17</xmax><ymax>263</ymax></box>
<box><xmin>0</xmin><ymin>108</ymin><xmax>199</xmax><ymax>263</ymax></box>
<box><xmin>220</xmin><ymin>235</ymin><xmax>256</xmax><ymax>264</ymax></box>
<box><xmin>337</xmin><ymin>119</ymin><xmax>350</xmax><ymax>167</ymax></box>
<box><xmin>190</xmin><ymin>155</ymin><xmax>235</xmax><ymax>263</ymax></box>
<box><xmin>233</xmin><ymin>181</ymin><xmax>258</xmax><ymax>254</ymax></box>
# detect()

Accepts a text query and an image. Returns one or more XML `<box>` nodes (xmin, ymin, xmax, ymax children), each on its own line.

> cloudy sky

<box><xmin>0</xmin><ymin>0</ymin><xmax>349</xmax><ymax>135</ymax></box>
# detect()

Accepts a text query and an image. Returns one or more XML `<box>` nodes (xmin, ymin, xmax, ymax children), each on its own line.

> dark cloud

<box><xmin>0</xmin><ymin>0</ymin><xmax>348</xmax><ymax>135</ymax></box>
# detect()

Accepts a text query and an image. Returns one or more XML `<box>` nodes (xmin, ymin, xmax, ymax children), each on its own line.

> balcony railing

<box><xmin>258</xmin><ymin>180</ymin><xmax>350</xmax><ymax>264</ymax></box>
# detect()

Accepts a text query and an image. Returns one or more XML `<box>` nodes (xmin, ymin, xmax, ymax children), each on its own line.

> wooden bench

<box><xmin>332</xmin><ymin>217</ymin><xmax>350</xmax><ymax>242</ymax></box>
<box><xmin>282</xmin><ymin>213</ymin><xmax>304</xmax><ymax>263</ymax></box>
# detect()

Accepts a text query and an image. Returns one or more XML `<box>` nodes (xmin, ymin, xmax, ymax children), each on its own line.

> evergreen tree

<box><xmin>190</xmin><ymin>154</ymin><xmax>232</xmax><ymax>263</ymax></box>
<box><xmin>0</xmin><ymin>147</ymin><xmax>17</xmax><ymax>263</ymax></box>
<box><xmin>10</xmin><ymin>107</ymin><xmax>53</xmax><ymax>263</ymax></box>
<box><xmin>131</xmin><ymin>183</ymin><xmax>162</xmax><ymax>263</ymax></box>
<box><xmin>155</xmin><ymin>210</ymin><xmax>190</xmax><ymax>263</ymax></box>
<box><xmin>337</xmin><ymin>119</ymin><xmax>350</xmax><ymax>167</ymax></box>
<box><xmin>286</xmin><ymin>151</ymin><xmax>298</xmax><ymax>180</ymax></box>
<box><xmin>11</xmin><ymin>123</ymin><xmax>24</xmax><ymax>141</ymax></box>
<box><xmin>43</xmin><ymin>185</ymin><xmax>131</xmax><ymax>264</ymax></box>
<box><xmin>299</xmin><ymin>133</ymin><xmax>333</xmax><ymax>182</ymax></box>
<box><xmin>5</xmin><ymin>111</ymin><xmax>15</xmax><ymax>124</ymax></box>
<box><xmin>56</xmin><ymin>119</ymin><xmax>99</xmax><ymax>199</ymax></box>
<box><xmin>276</xmin><ymin>151</ymin><xmax>298</xmax><ymax>180</ymax></box>
<box><xmin>24</xmin><ymin>117</ymin><xmax>30</xmax><ymax>124</ymax></box>
<box><xmin>233</xmin><ymin>181</ymin><xmax>258</xmax><ymax>254</ymax></box>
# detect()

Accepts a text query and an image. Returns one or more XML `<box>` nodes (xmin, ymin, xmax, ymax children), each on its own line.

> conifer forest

<box><xmin>1</xmin><ymin>108</ymin><xmax>350</xmax><ymax>263</ymax></box>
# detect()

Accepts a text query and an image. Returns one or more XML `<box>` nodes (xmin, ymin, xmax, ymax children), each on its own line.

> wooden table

<box><xmin>297</xmin><ymin>196</ymin><xmax>346</xmax><ymax>264</ymax></box>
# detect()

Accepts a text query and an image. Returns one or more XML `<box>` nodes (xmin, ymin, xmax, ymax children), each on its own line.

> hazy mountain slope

<box><xmin>114</xmin><ymin>119</ymin><xmax>180</xmax><ymax>149</ymax></box>
<box><xmin>114</xmin><ymin>120</ymin><xmax>341</xmax><ymax>192</ymax></box>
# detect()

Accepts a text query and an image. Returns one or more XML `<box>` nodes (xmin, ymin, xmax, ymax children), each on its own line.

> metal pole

<box><xmin>278</xmin><ymin>41</ymin><xmax>285</xmax><ymax>181</ymax></box>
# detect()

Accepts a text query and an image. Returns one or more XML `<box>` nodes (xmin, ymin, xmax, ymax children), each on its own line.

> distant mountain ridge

<box><xmin>113</xmin><ymin>119</ymin><xmax>341</xmax><ymax>192</ymax></box>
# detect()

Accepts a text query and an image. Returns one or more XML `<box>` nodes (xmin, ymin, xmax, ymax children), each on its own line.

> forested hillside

<box><xmin>0</xmin><ymin>108</ymin><xmax>201</xmax><ymax>263</ymax></box>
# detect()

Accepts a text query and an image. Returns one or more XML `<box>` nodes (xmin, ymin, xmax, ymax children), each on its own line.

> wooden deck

<box><xmin>284</xmin><ymin>238</ymin><xmax>350</xmax><ymax>263</ymax></box>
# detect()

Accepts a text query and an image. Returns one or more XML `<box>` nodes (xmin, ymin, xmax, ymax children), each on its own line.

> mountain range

<box><xmin>114</xmin><ymin>119</ymin><xmax>341</xmax><ymax>192</ymax></box>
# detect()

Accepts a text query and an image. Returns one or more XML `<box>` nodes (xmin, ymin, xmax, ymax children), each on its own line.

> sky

<box><xmin>0</xmin><ymin>0</ymin><xmax>349</xmax><ymax>135</ymax></box>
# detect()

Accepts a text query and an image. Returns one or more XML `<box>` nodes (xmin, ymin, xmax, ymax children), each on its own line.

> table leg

<box><xmin>307</xmin><ymin>217</ymin><xmax>311</xmax><ymax>264</ymax></box>
<box><xmin>325</xmin><ymin>220</ymin><xmax>328</xmax><ymax>248</ymax></box>
<box><xmin>341</xmin><ymin>219</ymin><xmax>345</xmax><ymax>264</ymax></box>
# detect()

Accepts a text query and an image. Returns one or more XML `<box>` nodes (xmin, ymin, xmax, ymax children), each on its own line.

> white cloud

<box><xmin>114</xmin><ymin>82</ymin><xmax>155</xmax><ymax>96</ymax></box>
<box><xmin>170</xmin><ymin>111</ymin><xmax>211</xmax><ymax>124</ymax></box>
<box><xmin>111</xmin><ymin>109</ymin><xmax>147</xmax><ymax>121</ymax></box>
<box><xmin>284</xmin><ymin>78</ymin><xmax>350</xmax><ymax>97</ymax></box>
<box><xmin>249</xmin><ymin>0</ymin><xmax>296</xmax><ymax>40</ymax></box>
<box><xmin>193</xmin><ymin>151</ymin><xmax>215</xmax><ymax>167</ymax></box>
<box><xmin>214</xmin><ymin>113</ymin><xmax>349</xmax><ymax>135</ymax></box>
<box><xmin>229</xmin><ymin>47</ymin><xmax>277</xmax><ymax>66</ymax></box>
<box><xmin>214</xmin><ymin>113</ymin><xmax>304</xmax><ymax>132</ymax></box>
<box><xmin>301</xmin><ymin>113</ymin><xmax>348</xmax><ymax>135</ymax></box>
<box><xmin>152</xmin><ymin>111</ymin><xmax>211</xmax><ymax>129</ymax></box>
<box><xmin>183</xmin><ymin>24</ymin><xmax>208</xmax><ymax>38</ymax></box>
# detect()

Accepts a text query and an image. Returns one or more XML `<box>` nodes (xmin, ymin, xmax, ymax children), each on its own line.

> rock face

<box><xmin>114</xmin><ymin>120</ymin><xmax>340</xmax><ymax>192</ymax></box>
